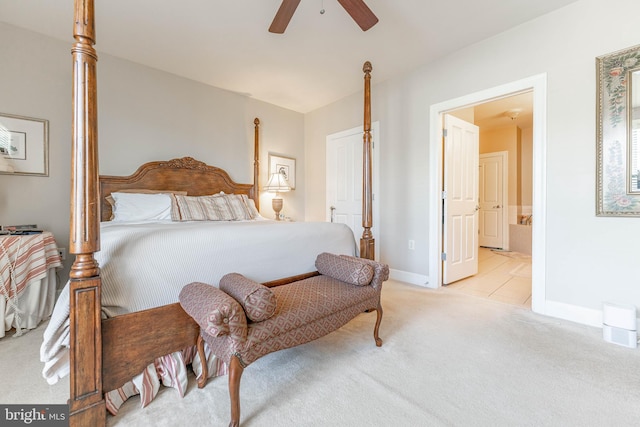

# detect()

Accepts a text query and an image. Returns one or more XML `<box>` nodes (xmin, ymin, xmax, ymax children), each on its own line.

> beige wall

<box><xmin>449</xmin><ymin>108</ymin><xmax>475</xmax><ymax>124</ymax></box>
<box><xmin>480</xmin><ymin>125</ymin><xmax>521</xmax><ymax>218</ymax></box>
<box><xmin>520</xmin><ymin>126</ymin><xmax>533</xmax><ymax>212</ymax></box>
<box><xmin>0</xmin><ymin>23</ymin><xmax>304</xmax><ymax>285</ymax></box>
<box><xmin>479</xmin><ymin>125</ymin><xmax>532</xmax><ymax>223</ymax></box>
<box><xmin>305</xmin><ymin>0</ymin><xmax>640</xmax><ymax>325</ymax></box>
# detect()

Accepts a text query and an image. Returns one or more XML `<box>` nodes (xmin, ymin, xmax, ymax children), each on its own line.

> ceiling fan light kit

<box><xmin>504</xmin><ymin>108</ymin><xmax>523</xmax><ymax>120</ymax></box>
<box><xmin>269</xmin><ymin>0</ymin><xmax>378</xmax><ymax>34</ymax></box>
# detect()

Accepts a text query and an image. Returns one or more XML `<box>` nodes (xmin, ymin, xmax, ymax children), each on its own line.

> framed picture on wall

<box><xmin>268</xmin><ymin>154</ymin><xmax>296</xmax><ymax>190</ymax></box>
<box><xmin>596</xmin><ymin>44</ymin><xmax>640</xmax><ymax>216</ymax></box>
<box><xmin>0</xmin><ymin>113</ymin><xmax>49</xmax><ymax>176</ymax></box>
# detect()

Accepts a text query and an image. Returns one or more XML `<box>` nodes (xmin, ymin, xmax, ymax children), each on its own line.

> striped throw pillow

<box><xmin>172</xmin><ymin>194</ymin><xmax>252</xmax><ymax>221</ymax></box>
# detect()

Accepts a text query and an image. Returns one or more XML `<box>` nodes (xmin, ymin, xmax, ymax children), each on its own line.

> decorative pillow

<box><xmin>179</xmin><ymin>282</ymin><xmax>247</xmax><ymax>342</ymax></box>
<box><xmin>315</xmin><ymin>252</ymin><xmax>374</xmax><ymax>286</ymax></box>
<box><xmin>339</xmin><ymin>254</ymin><xmax>389</xmax><ymax>289</ymax></box>
<box><xmin>110</xmin><ymin>192</ymin><xmax>174</xmax><ymax>222</ymax></box>
<box><xmin>105</xmin><ymin>189</ymin><xmax>187</xmax><ymax>221</ymax></box>
<box><xmin>241</xmin><ymin>194</ymin><xmax>261</xmax><ymax>219</ymax></box>
<box><xmin>223</xmin><ymin>194</ymin><xmax>254</xmax><ymax>220</ymax></box>
<box><xmin>219</xmin><ymin>273</ymin><xmax>277</xmax><ymax>322</ymax></box>
<box><xmin>172</xmin><ymin>194</ymin><xmax>252</xmax><ymax>221</ymax></box>
<box><xmin>171</xmin><ymin>191</ymin><xmax>224</xmax><ymax>221</ymax></box>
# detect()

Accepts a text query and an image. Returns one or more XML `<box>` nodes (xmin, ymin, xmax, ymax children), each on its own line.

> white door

<box><xmin>326</xmin><ymin>123</ymin><xmax>379</xmax><ymax>259</ymax></box>
<box><xmin>327</xmin><ymin>133</ymin><xmax>363</xmax><ymax>236</ymax></box>
<box><xmin>479</xmin><ymin>152</ymin><xmax>507</xmax><ymax>249</ymax></box>
<box><xmin>443</xmin><ymin>114</ymin><xmax>479</xmax><ymax>285</ymax></box>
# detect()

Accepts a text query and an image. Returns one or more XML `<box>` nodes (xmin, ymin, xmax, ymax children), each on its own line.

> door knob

<box><xmin>492</xmin><ymin>205</ymin><xmax>502</xmax><ymax>209</ymax></box>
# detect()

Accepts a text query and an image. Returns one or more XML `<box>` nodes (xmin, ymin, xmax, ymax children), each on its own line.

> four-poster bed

<box><xmin>64</xmin><ymin>1</ymin><xmax>375</xmax><ymax>425</ymax></box>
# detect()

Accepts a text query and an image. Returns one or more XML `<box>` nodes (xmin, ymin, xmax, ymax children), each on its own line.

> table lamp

<box><xmin>0</xmin><ymin>155</ymin><xmax>14</xmax><ymax>173</ymax></box>
<box><xmin>264</xmin><ymin>172</ymin><xmax>291</xmax><ymax>220</ymax></box>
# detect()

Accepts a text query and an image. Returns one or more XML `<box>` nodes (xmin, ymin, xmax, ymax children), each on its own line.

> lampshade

<box><xmin>264</xmin><ymin>172</ymin><xmax>291</xmax><ymax>193</ymax></box>
<box><xmin>0</xmin><ymin>156</ymin><xmax>14</xmax><ymax>173</ymax></box>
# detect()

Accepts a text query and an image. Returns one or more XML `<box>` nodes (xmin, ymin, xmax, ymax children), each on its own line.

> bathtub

<box><xmin>509</xmin><ymin>223</ymin><xmax>532</xmax><ymax>255</ymax></box>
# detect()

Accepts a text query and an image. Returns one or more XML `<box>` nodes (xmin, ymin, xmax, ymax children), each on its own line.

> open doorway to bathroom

<box><xmin>445</xmin><ymin>92</ymin><xmax>533</xmax><ymax>308</ymax></box>
<box><xmin>428</xmin><ymin>74</ymin><xmax>547</xmax><ymax>315</ymax></box>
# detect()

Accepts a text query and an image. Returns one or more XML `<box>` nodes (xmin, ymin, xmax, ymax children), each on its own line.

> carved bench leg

<box><xmin>374</xmin><ymin>301</ymin><xmax>383</xmax><ymax>347</ymax></box>
<box><xmin>228</xmin><ymin>355</ymin><xmax>244</xmax><ymax>427</ymax></box>
<box><xmin>196</xmin><ymin>335</ymin><xmax>208</xmax><ymax>389</ymax></box>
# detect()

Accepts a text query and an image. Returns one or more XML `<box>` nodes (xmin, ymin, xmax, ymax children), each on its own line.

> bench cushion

<box><xmin>220</xmin><ymin>273</ymin><xmax>277</xmax><ymax>322</ymax></box>
<box><xmin>202</xmin><ymin>274</ymin><xmax>381</xmax><ymax>366</ymax></box>
<box><xmin>315</xmin><ymin>252</ymin><xmax>374</xmax><ymax>285</ymax></box>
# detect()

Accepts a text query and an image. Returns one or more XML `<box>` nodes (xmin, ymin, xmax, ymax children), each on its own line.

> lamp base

<box><xmin>272</xmin><ymin>197</ymin><xmax>283</xmax><ymax>221</ymax></box>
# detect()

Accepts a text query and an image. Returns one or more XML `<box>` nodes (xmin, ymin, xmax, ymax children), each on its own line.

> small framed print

<box><xmin>0</xmin><ymin>113</ymin><xmax>49</xmax><ymax>176</ymax></box>
<box><xmin>268</xmin><ymin>154</ymin><xmax>296</xmax><ymax>189</ymax></box>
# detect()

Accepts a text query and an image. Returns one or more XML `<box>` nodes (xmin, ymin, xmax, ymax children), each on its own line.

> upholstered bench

<box><xmin>179</xmin><ymin>252</ymin><xmax>389</xmax><ymax>427</ymax></box>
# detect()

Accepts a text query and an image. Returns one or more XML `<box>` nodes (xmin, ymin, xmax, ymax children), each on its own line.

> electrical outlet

<box><xmin>408</xmin><ymin>240</ymin><xmax>415</xmax><ymax>250</ymax></box>
<box><xmin>58</xmin><ymin>248</ymin><xmax>66</xmax><ymax>260</ymax></box>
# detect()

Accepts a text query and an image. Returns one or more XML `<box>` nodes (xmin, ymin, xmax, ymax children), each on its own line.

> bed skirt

<box><xmin>105</xmin><ymin>342</ymin><xmax>227</xmax><ymax>415</ymax></box>
<box><xmin>1</xmin><ymin>268</ymin><xmax>58</xmax><ymax>338</ymax></box>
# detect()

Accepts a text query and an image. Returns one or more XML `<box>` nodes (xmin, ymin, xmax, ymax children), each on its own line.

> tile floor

<box><xmin>444</xmin><ymin>247</ymin><xmax>532</xmax><ymax>308</ymax></box>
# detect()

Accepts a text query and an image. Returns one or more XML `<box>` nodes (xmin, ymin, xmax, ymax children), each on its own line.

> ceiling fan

<box><xmin>269</xmin><ymin>0</ymin><xmax>378</xmax><ymax>34</ymax></box>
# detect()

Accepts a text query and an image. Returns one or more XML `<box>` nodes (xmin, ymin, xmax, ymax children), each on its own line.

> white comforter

<box><xmin>41</xmin><ymin>219</ymin><xmax>357</xmax><ymax>384</ymax></box>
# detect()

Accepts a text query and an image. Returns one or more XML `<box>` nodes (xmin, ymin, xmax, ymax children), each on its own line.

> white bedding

<box><xmin>41</xmin><ymin>219</ymin><xmax>357</xmax><ymax>385</ymax></box>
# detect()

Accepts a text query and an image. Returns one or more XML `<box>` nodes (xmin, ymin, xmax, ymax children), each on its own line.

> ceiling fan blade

<box><xmin>337</xmin><ymin>0</ymin><xmax>379</xmax><ymax>31</ymax></box>
<box><xmin>269</xmin><ymin>0</ymin><xmax>302</xmax><ymax>34</ymax></box>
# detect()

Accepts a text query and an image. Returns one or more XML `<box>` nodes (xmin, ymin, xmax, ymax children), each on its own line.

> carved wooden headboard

<box><xmin>99</xmin><ymin>157</ymin><xmax>258</xmax><ymax>222</ymax></box>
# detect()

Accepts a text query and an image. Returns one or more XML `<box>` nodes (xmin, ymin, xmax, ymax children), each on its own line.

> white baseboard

<box><xmin>543</xmin><ymin>300</ymin><xmax>603</xmax><ymax>328</ymax></box>
<box><xmin>389</xmin><ymin>269</ymin><xmax>430</xmax><ymax>288</ymax></box>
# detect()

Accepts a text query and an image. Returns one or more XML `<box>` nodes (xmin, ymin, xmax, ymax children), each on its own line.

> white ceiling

<box><xmin>474</xmin><ymin>91</ymin><xmax>534</xmax><ymax>130</ymax></box>
<box><xmin>0</xmin><ymin>1</ymin><xmax>578</xmax><ymax>113</ymax></box>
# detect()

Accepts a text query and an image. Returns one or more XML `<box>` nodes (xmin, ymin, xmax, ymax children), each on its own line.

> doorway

<box><xmin>428</xmin><ymin>74</ymin><xmax>547</xmax><ymax>315</ymax></box>
<box><xmin>479</xmin><ymin>151</ymin><xmax>508</xmax><ymax>250</ymax></box>
<box><xmin>326</xmin><ymin>122</ymin><xmax>380</xmax><ymax>260</ymax></box>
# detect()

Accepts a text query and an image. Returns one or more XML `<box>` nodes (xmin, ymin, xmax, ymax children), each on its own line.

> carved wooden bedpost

<box><xmin>254</xmin><ymin>118</ymin><xmax>260</xmax><ymax>210</ymax></box>
<box><xmin>69</xmin><ymin>0</ymin><xmax>105</xmax><ymax>425</ymax></box>
<box><xmin>360</xmin><ymin>61</ymin><xmax>375</xmax><ymax>260</ymax></box>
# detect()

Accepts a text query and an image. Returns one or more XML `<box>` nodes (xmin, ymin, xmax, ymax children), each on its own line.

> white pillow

<box><xmin>111</xmin><ymin>192</ymin><xmax>173</xmax><ymax>222</ymax></box>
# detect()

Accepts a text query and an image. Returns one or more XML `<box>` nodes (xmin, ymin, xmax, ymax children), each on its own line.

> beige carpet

<box><xmin>3</xmin><ymin>280</ymin><xmax>640</xmax><ymax>426</ymax></box>
<box><xmin>0</xmin><ymin>324</ymin><xmax>68</xmax><ymax>405</ymax></box>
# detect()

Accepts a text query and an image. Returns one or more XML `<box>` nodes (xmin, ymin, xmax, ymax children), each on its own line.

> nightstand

<box><xmin>0</xmin><ymin>231</ymin><xmax>62</xmax><ymax>337</ymax></box>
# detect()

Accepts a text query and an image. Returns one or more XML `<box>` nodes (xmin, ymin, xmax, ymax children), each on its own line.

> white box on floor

<box><xmin>602</xmin><ymin>302</ymin><xmax>637</xmax><ymax>348</ymax></box>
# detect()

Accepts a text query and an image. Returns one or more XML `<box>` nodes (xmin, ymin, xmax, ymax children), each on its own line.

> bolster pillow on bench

<box><xmin>220</xmin><ymin>273</ymin><xmax>277</xmax><ymax>322</ymax></box>
<box><xmin>179</xmin><ymin>282</ymin><xmax>247</xmax><ymax>341</ymax></box>
<box><xmin>315</xmin><ymin>252</ymin><xmax>374</xmax><ymax>286</ymax></box>
<box><xmin>340</xmin><ymin>254</ymin><xmax>390</xmax><ymax>288</ymax></box>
